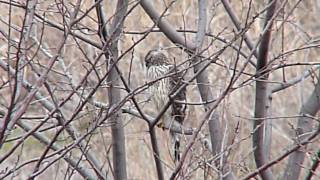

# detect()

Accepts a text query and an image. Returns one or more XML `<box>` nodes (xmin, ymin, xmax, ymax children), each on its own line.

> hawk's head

<box><xmin>145</xmin><ymin>50</ymin><xmax>169</xmax><ymax>68</ymax></box>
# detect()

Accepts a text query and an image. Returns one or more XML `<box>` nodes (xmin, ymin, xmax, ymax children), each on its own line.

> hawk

<box><xmin>145</xmin><ymin>49</ymin><xmax>187</xmax><ymax>162</ymax></box>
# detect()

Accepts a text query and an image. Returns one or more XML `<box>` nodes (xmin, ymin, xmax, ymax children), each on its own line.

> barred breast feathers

<box><xmin>147</xmin><ymin>65</ymin><xmax>172</xmax><ymax>109</ymax></box>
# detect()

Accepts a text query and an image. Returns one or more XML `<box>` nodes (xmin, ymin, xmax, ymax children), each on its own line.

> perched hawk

<box><xmin>145</xmin><ymin>49</ymin><xmax>186</xmax><ymax>162</ymax></box>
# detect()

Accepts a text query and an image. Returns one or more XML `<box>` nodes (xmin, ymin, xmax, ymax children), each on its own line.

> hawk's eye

<box><xmin>146</xmin><ymin>60</ymin><xmax>150</xmax><ymax>67</ymax></box>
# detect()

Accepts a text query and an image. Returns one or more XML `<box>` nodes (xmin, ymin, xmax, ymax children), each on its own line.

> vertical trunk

<box><xmin>109</xmin><ymin>0</ymin><xmax>128</xmax><ymax>179</ymax></box>
<box><xmin>283</xmin><ymin>80</ymin><xmax>320</xmax><ymax>180</ymax></box>
<box><xmin>264</xmin><ymin>89</ymin><xmax>273</xmax><ymax>158</ymax></box>
<box><xmin>96</xmin><ymin>0</ymin><xmax>129</xmax><ymax>179</ymax></box>
<box><xmin>253</xmin><ymin>1</ymin><xmax>277</xmax><ymax>180</ymax></box>
<box><xmin>108</xmin><ymin>56</ymin><xmax>127</xmax><ymax>179</ymax></box>
<box><xmin>149</xmin><ymin>127</ymin><xmax>165</xmax><ymax>180</ymax></box>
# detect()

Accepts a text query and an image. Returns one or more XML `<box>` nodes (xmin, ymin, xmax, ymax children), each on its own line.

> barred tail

<box><xmin>174</xmin><ymin>138</ymin><xmax>180</xmax><ymax>162</ymax></box>
<box><xmin>171</xmin><ymin>131</ymin><xmax>181</xmax><ymax>162</ymax></box>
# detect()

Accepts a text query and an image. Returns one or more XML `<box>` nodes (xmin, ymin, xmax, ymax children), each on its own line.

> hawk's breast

<box><xmin>147</xmin><ymin>65</ymin><xmax>172</xmax><ymax>109</ymax></box>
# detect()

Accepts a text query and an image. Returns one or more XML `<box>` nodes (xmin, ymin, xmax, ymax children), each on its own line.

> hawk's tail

<box><xmin>171</xmin><ymin>131</ymin><xmax>181</xmax><ymax>162</ymax></box>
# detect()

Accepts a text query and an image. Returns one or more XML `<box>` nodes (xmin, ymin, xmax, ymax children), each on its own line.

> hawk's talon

<box><xmin>157</xmin><ymin>122</ymin><xmax>165</xmax><ymax>130</ymax></box>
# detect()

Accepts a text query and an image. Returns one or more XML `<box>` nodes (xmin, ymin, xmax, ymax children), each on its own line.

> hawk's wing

<box><xmin>169</xmin><ymin>65</ymin><xmax>186</xmax><ymax>125</ymax></box>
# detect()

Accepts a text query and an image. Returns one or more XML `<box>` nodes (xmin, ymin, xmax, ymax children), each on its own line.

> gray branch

<box><xmin>0</xmin><ymin>58</ymin><xmax>108</xmax><ymax>179</ymax></box>
<box><xmin>122</xmin><ymin>108</ymin><xmax>193</xmax><ymax>135</ymax></box>
<box><xmin>221</xmin><ymin>0</ymin><xmax>258</xmax><ymax>59</ymax></box>
<box><xmin>96</xmin><ymin>0</ymin><xmax>129</xmax><ymax>179</ymax></box>
<box><xmin>140</xmin><ymin>0</ymin><xmax>196</xmax><ymax>50</ymax></box>
<box><xmin>252</xmin><ymin>1</ymin><xmax>277</xmax><ymax>180</ymax></box>
<box><xmin>272</xmin><ymin>65</ymin><xmax>320</xmax><ymax>93</ymax></box>
<box><xmin>16</xmin><ymin>121</ymin><xmax>97</xmax><ymax>180</ymax></box>
<box><xmin>282</xmin><ymin>79</ymin><xmax>320</xmax><ymax>180</ymax></box>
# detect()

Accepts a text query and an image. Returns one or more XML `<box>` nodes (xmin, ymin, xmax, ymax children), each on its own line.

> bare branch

<box><xmin>0</xmin><ymin>27</ymin><xmax>67</xmax><ymax>144</ymax></box>
<box><xmin>242</xmin><ymin>124</ymin><xmax>320</xmax><ymax>180</ymax></box>
<box><xmin>122</xmin><ymin>107</ymin><xmax>193</xmax><ymax>135</ymax></box>
<box><xmin>283</xmin><ymin>78</ymin><xmax>320</xmax><ymax>180</ymax></box>
<box><xmin>0</xmin><ymin>0</ymin><xmax>37</xmax><ymax>145</ymax></box>
<box><xmin>15</xmin><ymin>121</ymin><xmax>97</xmax><ymax>180</ymax></box>
<box><xmin>0</xmin><ymin>41</ymin><xmax>108</xmax><ymax>180</ymax></box>
<box><xmin>221</xmin><ymin>0</ymin><xmax>258</xmax><ymax>59</ymax></box>
<box><xmin>272</xmin><ymin>65</ymin><xmax>320</xmax><ymax>93</ymax></box>
<box><xmin>140</xmin><ymin>0</ymin><xmax>196</xmax><ymax>50</ymax></box>
<box><xmin>305</xmin><ymin>149</ymin><xmax>320</xmax><ymax>180</ymax></box>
